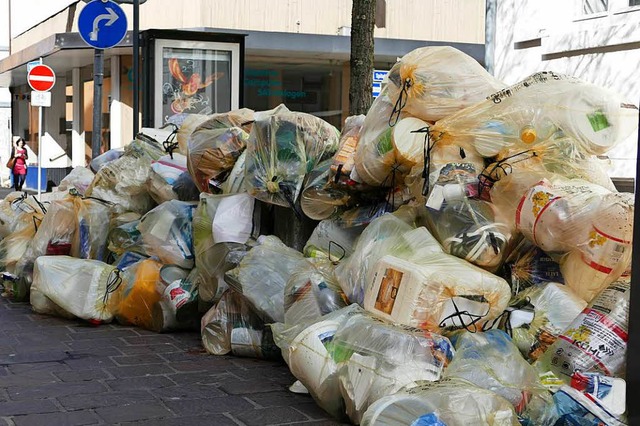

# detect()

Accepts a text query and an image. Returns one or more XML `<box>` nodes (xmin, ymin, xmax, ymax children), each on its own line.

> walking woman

<box><xmin>10</xmin><ymin>137</ymin><xmax>28</xmax><ymax>192</ymax></box>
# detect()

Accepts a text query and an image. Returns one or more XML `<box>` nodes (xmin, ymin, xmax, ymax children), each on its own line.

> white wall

<box><xmin>0</xmin><ymin>0</ymin><xmax>11</xmax><ymax>185</ymax></box>
<box><xmin>10</xmin><ymin>0</ymin><xmax>75</xmax><ymax>38</ymax></box>
<box><xmin>494</xmin><ymin>0</ymin><xmax>640</xmax><ymax>178</ymax></box>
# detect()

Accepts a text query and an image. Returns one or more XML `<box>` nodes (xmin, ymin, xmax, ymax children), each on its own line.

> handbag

<box><xmin>6</xmin><ymin>157</ymin><xmax>15</xmax><ymax>170</ymax></box>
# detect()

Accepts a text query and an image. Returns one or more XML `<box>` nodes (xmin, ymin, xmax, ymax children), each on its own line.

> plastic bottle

<box><xmin>535</xmin><ymin>277</ymin><xmax>630</xmax><ymax>384</ymax></box>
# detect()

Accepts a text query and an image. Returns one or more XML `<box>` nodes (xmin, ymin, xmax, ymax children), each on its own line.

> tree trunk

<box><xmin>349</xmin><ymin>0</ymin><xmax>376</xmax><ymax>116</ymax></box>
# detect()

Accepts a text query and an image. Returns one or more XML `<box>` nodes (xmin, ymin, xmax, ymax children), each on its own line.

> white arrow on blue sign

<box><xmin>78</xmin><ymin>0</ymin><xmax>128</xmax><ymax>49</ymax></box>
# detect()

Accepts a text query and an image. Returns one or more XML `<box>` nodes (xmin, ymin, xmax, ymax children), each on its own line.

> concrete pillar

<box><xmin>110</xmin><ymin>55</ymin><xmax>123</xmax><ymax>149</ymax></box>
<box><xmin>71</xmin><ymin>68</ymin><xmax>85</xmax><ymax>167</ymax></box>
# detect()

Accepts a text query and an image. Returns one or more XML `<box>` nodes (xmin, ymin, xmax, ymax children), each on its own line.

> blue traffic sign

<box><xmin>373</xmin><ymin>70</ymin><xmax>389</xmax><ymax>82</ymax></box>
<box><xmin>78</xmin><ymin>0</ymin><xmax>128</xmax><ymax>49</ymax></box>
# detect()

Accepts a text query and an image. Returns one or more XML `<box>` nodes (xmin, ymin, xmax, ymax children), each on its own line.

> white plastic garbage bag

<box><xmin>31</xmin><ymin>256</ymin><xmax>118</xmax><ymax>322</ymax></box>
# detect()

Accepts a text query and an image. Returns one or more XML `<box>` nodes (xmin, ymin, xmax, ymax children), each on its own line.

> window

<box><xmin>630</xmin><ymin>0</ymin><xmax>640</xmax><ymax>6</ymax></box>
<box><xmin>582</xmin><ymin>0</ymin><xmax>608</xmax><ymax>13</ymax></box>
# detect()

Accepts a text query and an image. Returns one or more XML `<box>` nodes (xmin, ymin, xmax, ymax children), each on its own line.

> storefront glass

<box><xmin>244</xmin><ymin>63</ymin><xmax>343</xmax><ymax>129</ymax></box>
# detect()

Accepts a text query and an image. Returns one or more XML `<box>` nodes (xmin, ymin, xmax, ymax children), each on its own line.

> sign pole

<box><xmin>37</xmin><ymin>57</ymin><xmax>43</xmax><ymax>200</ymax></box>
<box><xmin>133</xmin><ymin>0</ymin><xmax>140</xmax><ymax>137</ymax></box>
<box><xmin>37</xmin><ymin>105</ymin><xmax>42</xmax><ymax>199</ymax></box>
<box><xmin>92</xmin><ymin>48</ymin><xmax>104</xmax><ymax>159</ymax></box>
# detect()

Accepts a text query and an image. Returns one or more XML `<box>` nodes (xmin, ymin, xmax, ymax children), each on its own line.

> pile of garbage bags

<box><xmin>0</xmin><ymin>45</ymin><xmax>637</xmax><ymax>425</ymax></box>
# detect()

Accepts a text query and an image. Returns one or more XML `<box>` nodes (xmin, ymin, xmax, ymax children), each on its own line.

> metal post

<box><xmin>37</xmin><ymin>105</ymin><xmax>42</xmax><ymax>199</ymax></box>
<box><xmin>36</xmin><ymin>55</ymin><xmax>42</xmax><ymax>199</ymax></box>
<box><xmin>133</xmin><ymin>0</ymin><xmax>140</xmax><ymax>136</ymax></box>
<box><xmin>627</xmin><ymin>98</ymin><xmax>640</xmax><ymax>423</ymax></box>
<box><xmin>92</xmin><ymin>48</ymin><xmax>104</xmax><ymax>159</ymax></box>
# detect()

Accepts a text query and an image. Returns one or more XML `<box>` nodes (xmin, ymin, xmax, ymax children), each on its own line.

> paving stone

<box><xmin>115</xmin><ymin>343</ymin><xmax>182</xmax><ymax>356</ymax></box>
<box><xmin>152</xmin><ymin>384</ymin><xmax>227</xmax><ymax>400</ymax></box>
<box><xmin>53</xmin><ymin>369</ymin><xmax>111</xmax><ymax>382</ymax></box>
<box><xmin>235</xmin><ymin>406</ymin><xmax>309</xmax><ymax>425</ymax></box>
<box><xmin>105</xmin><ymin>363</ymin><xmax>176</xmax><ymax>378</ymax></box>
<box><xmin>247</xmin><ymin>391</ymin><xmax>314</xmax><ymax>408</ymax></box>
<box><xmin>122</xmin><ymin>335</ymin><xmax>178</xmax><ymax>346</ymax></box>
<box><xmin>293</xmin><ymin>403</ymin><xmax>334</xmax><ymax>420</ymax></box>
<box><xmin>163</xmin><ymin>396</ymin><xmax>254</xmax><ymax>417</ymax></box>
<box><xmin>105</xmin><ymin>375</ymin><xmax>175</xmax><ymax>391</ymax></box>
<box><xmin>12</xmin><ymin>410</ymin><xmax>99</xmax><ymax>426</ymax></box>
<box><xmin>57</xmin><ymin>391</ymin><xmax>155</xmax><ymax>410</ymax></box>
<box><xmin>0</xmin><ymin>350</ymin><xmax>70</xmax><ymax>365</ymax></box>
<box><xmin>219</xmin><ymin>378</ymin><xmax>287</xmax><ymax>395</ymax></box>
<box><xmin>64</xmin><ymin>338</ymin><xmax>126</xmax><ymax>350</ymax></box>
<box><xmin>111</xmin><ymin>353</ymin><xmax>166</xmax><ymax>366</ymax></box>
<box><xmin>69</xmin><ymin>329</ymin><xmax>139</xmax><ymax>340</ymax></box>
<box><xmin>95</xmin><ymin>401</ymin><xmax>174</xmax><ymax>423</ymax></box>
<box><xmin>0</xmin><ymin>400</ymin><xmax>58</xmax><ymax>416</ymax></box>
<box><xmin>167</xmin><ymin>371</ymin><xmax>236</xmax><ymax>386</ymax></box>
<box><xmin>7</xmin><ymin>381</ymin><xmax>108</xmax><ymax>401</ymax></box>
<box><xmin>121</xmin><ymin>414</ymin><xmax>238</xmax><ymax>426</ymax></box>
<box><xmin>5</xmin><ymin>362</ymin><xmax>69</xmax><ymax>377</ymax></box>
<box><xmin>287</xmin><ymin>421</ymin><xmax>346</xmax><ymax>426</ymax></box>
<box><xmin>62</xmin><ymin>355</ymin><xmax>116</xmax><ymax>370</ymax></box>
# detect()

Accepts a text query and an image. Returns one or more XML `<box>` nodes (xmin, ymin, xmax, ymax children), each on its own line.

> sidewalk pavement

<box><xmin>0</xmin><ymin>297</ymin><xmax>343</xmax><ymax>426</ymax></box>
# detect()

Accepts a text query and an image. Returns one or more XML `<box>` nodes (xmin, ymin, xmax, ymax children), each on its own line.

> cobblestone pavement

<box><xmin>0</xmin><ymin>298</ymin><xmax>344</xmax><ymax>426</ymax></box>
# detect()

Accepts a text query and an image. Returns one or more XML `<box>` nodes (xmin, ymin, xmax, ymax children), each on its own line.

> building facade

<box><xmin>0</xmin><ymin>0</ymin><xmax>486</xmax><ymax>190</ymax></box>
<box><xmin>492</xmin><ymin>0</ymin><xmax>640</xmax><ymax>179</ymax></box>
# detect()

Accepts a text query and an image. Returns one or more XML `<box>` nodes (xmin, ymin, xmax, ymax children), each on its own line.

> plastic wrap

<box><xmin>328</xmin><ymin>115</ymin><xmax>365</xmax><ymax>188</ymax></box>
<box><xmin>245</xmin><ymin>105</ymin><xmax>340</xmax><ymax>207</ymax></box>
<box><xmin>110</xmin><ymin>258</ymin><xmax>163</xmax><ymax>330</ymax></box>
<box><xmin>0</xmin><ymin>193</ymin><xmax>41</xmax><ymax>239</ymax></box>
<box><xmin>500</xmin><ymin>282</ymin><xmax>587</xmax><ymax>362</ymax></box>
<box><xmin>272</xmin><ymin>304</ymin><xmax>363</xmax><ymax>420</ymax></box>
<box><xmin>108</xmin><ymin>220</ymin><xmax>144</xmax><ymax>256</ymax></box>
<box><xmin>502</xmin><ymin>239</ymin><xmax>564</xmax><ymax>296</ymax></box>
<box><xmin>363</xmin><ymin>251</ymin><xmax>511</xmax><ymax>334</ymax></box>
<box><xmin>354</xmin><ymin>107</ymin><xmax>428</xmax><ymax>187</ymax></box>
<box><xmin>14</xmin><ymin>196</ymin><xmax>111</xmax><ymax>300</ymax></box>
<box><xmin>444</xmin><ymin>329</ymin><xmax>555</xmax><ymax>425</ymax></box>
<box><xmin>86</xmin><ymin>153</ymin><xmax>156</xmax><ymax>214</ymax></box>
<box><xmin>535</xmin><ymin>277</ymin><xmax>630</xmax><ymax>384</ymax></box>
<box><xmin>333</xmin><ymin>314</ymin><xmax>454</xmax><ymax>424</ymax></box>
<box><xmin>494</xmin><ymin>176</ymin><xmax>633</xmax><ymax>302</ymax></box>
<box><xmin>177</xmin><ymin>114</ymin><xmax>210</xmax><ymax>155</ymax></box>
<box><xmin>31</xmin><ymin>256</ymin><xmax>117</xmax><ymax>322</ymax></box>
<box><xmin>221</xmin><ymin>150</ymin><xmax>247</xmax><ymax>194</ymax></box>
<box><xmin>425</xmin><ymin>160</ymin><xmax>512</xmax><ymax>271</ymax></box>
<box><xmin>187</xmin><ymin>125</ymin><xmax>250</xmax><ymax>193</ymax></box>
<box><xmin>172</xmin><ymin>172</ymin><xmax>201</xmax><ymax>201</ymax></box>
<box><xmin>383</xmin><ymin>46</ymin><xmax>504</xmax><ymax>123</ymax></box>
<box><xmin>89</xmin><ymin>148</ymin><xmax>124</xmax><ymax>173</ymax></box>
<box><xmin>284</xmin><ymin>259</ymin><xmax>347</xmax><ymax>325</ymax></box>
<box><xmin>300</xmin><ymin>160</ymin><xmax>353</xmax><ymax>220</ymax></box>
<box><xmin>361</xmin><ymin>378</ymin><xmax>519</xmax><ymax>426</ymax></box>
<box><xmin>335</xmin><ymin>210</ymin><xmax>433</xmax><ymax>305</ymax></box>
<box><xmin>192</xmin><ymin>193</ymin><xmax>255</xmax><ymax>304</ymax></box>
<box><xmin>225</xmin><ymin>235</ymin><xmax>306</xmax><ymax>323</ymax></box>
<box><xmin>551</xmin><ymin>385</ymin><xmax>626</xmax><ymax>426</ymax></box>
<box><xmin>137</xmin><ymin>200</ymin><xmax>197</xmax><ymax>269</ymax></box>
<box><xmin>57</xmin><ymin>167</ymin><xmax>95</xmax><ymax>195</ymax></box>
<box><xmin>201</xmin><ymin>289</ymin><xmax>280</xmax><ymax>359</ymax></box>
<box><xmin>303</xmin><ymin>218</ymin><xmax>367</xmax><ymax>262</ymax></box>
<box><xmin>432</xmin><ymin>71</ymin><xmax>638</xmax><ymax>158</ymax></box>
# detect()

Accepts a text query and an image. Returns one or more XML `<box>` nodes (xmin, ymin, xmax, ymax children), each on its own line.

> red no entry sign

<box><xmin>27</xmin><ymin>65</ymin><xmax>56</xmax><ymax>92</ymax></box>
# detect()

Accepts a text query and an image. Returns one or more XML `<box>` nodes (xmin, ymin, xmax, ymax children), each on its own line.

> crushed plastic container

<box><xmin>201</xmin><ymin>289</ymin><xmax>280</xmax><ymax>359</ymax></box>
<box><xmin>361</xmin><ymin>378</ymin><xmax>519</xmax><ymax>426</ymax></box>
<box><xmin>501</xmin><ymin>282</ymin><xmax>587</xmax><ymax>362</ymax></box>
<box><xmin>225</xmin><ymin>235</ymin><xmax>306</xmax><ymax>323</ymax></box>
<box><xmin>444</xmin><ymin>329</ymin><xmax>556</xmax><ymax>425</ymax></box>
